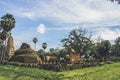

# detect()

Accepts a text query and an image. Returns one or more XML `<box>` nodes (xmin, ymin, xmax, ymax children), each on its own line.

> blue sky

<box><xmin>0</xmin><ymin>0</ymin><xmax>120</xmax><ymax>50</ymax></box>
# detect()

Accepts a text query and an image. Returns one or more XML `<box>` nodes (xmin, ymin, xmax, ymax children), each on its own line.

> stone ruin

<box><xmin>69</xmin><ymin>48</ymin><xmax>80</xmax><ymax>63</ymax></box>
<box><xmin>9</xmin><ymin>43</ymin><xmax>42</xmax><ymax>64</ymax></box>
<box><xmin>7</xmin><ymin>34</ymin><xmax>14</xmax><ymax>57</ymax></box>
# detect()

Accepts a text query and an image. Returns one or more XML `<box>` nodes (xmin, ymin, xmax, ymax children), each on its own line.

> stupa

<box><xmin>7</xmin><ymin>34</ymin><xmax>14</xmax><ymax>57</ymax></box>
<box><xmin>9</xmin><ymin>43</ymin><xmax>42</xmax><ymax>64</ymax></box>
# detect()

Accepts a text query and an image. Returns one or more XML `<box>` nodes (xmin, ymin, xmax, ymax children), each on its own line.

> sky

<box><xmin>0</xmin><ymin>0</ymin><xmax>120</xmax><ymax>50</ymax></box>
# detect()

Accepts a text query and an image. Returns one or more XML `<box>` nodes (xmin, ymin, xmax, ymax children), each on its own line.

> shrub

<box><xmin>106</xmin><ymin>61</ymin><xmax>113</xmax><ymax>64</ymax></box>
<box><xmin>99</xmin><ymin>62</ymin><xmax>105</xmax><ymax>66</ymax></box>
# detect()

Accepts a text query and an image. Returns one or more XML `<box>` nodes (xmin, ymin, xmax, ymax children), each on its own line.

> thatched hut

<box><xmin>9</xmin><ymin>43</ymin><xmax>42</xmax><ymax>64</ymax></box>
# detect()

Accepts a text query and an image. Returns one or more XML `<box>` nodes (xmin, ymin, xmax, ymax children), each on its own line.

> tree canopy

<box><xmin>61</xmin><ymin>28</ymin><xmax>92</xmax><ymax>56</ymax></box>
<box><xmin>0</xmin><ymin>13</ymin><xmax>15</xmax><ymax>62</ymax></box>
<box><xmin>42</xmin><ymin>42</ymin><xmax>47</xmax><ymax>50</ymax></box>
<box><xmin>97</xmin><ymin>40</ymin><xmax>111</xmax><ymax>60</ymax></box>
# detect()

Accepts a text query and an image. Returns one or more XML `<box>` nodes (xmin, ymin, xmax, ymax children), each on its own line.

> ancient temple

<box><xmin>9</xmin><ymin>43</ymin><xmax>42</xmax><ymax>64</ymax></box>
<box><xmin>69</xmin><ymin>48</ymin><xmax>80</xmax><ymax>63</ymax></box>
<box><xmin>7</xmin><ymin>34</ymin><xmax>14</xmax><ymax>57</ymax></box>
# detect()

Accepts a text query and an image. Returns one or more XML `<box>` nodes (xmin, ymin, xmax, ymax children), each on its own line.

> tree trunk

<box><xmin>0</xmin><ymin>45</ymin><xmax>3</xmax><ymax>63</ymax></box>
<box><xmin>34</xmin><ymin>43</ymin><xmax>36</xmax><ymax>50</ymax></box>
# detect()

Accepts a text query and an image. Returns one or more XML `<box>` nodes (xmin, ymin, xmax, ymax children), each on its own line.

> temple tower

<box><xmin>7</xmin><ymin>34</ymin><xmax>14</xmax><ymax>57</ymax></box>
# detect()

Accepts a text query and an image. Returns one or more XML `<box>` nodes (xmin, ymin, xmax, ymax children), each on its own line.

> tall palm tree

<box><xmin>0</xmin><ymin>13</ymin><xmax>15</xmax><ymax>61</ymax></box>
<box><xmin>33</xmin><ymin>37</ymin><xmax>38</xmax><ymax>50</ymax></box>
<box><xmin>0</xmin><ymin>31</ymin><xmax>7</xmax><ymax>60</ymax></box>
<box><xmin>0</xmin><ymin>13</ymin><xmax>15</xmax><ymax>47</ymax></box>
<box><xmin>42</xmin><ymin>42</ymin><xmax>47</xmax><ymax>64</ymax></box>
<box><xmin>42</xmin><ymin>42</ymin><xmax>47</xmax><ymax>50</ymax></box>
<box><xmin>1</xmin><ymin>13</ymin><xmax>15</xmax><ymax>32</ymax></box>
<box><xmin>0</xmin><ymin>35</ymin><xmax>3</xmax><ymax>62</ymax></box>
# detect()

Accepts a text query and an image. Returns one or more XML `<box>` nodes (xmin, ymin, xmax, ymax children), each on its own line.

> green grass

<box><xmin>0</xmin><ymin>62</ymin><xmax>120</xmax><ymax>80</ymax></box>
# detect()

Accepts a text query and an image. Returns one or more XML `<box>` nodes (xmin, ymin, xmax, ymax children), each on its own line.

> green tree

<box><xmin>49</xmin><ymin>48</ymin><xmax>54</xmax><ymax>54</ymax></box>
<box><xmin>91</xmin><ymin>44</ymin><xmax>99</xmax><ymax>59</ymax></box>
<box><xmin>59</xmin><ymin>48</ymin><xmax>68</xmax><ymax>58</ymax></box>
<box><xmin>0</xmin><ymin>13</ymin><xmax>15</xmax><ymax>62</ymax></box>
<box><xmin>97</xmin><ymin>40</ymin><xmax>111</xmax><ymax>60</ymax></box>
<box><xmin>42</xmin><ymin>42</ymin><xmax>47</xmax><ymax>50</ymax></box>
<box><xmin>61</xmin><ymin>28</ymin><xmax>92</xmax><ymax>56</ymax></box>
<box><xmin>112</xmin><ymin>37</ymin><xmax>120</xmax><ymax>57</ymax></box>
<box><xmin>1</xmin><ymin>13</ymin><xmax>15</xmax><ymax>32</ymax></box>
<box><xmin>37</xmin><ymin>49</ymin><xmax>45</xmax><ymax>63</ymax></box>
<box><xmin>53</xmin><ymin>48</ymin><xmax>60</xmax><ymax>56</ymax></box>
<box><xmin>33</xmin><ymin>37</ymin><xmax>38</xmax><ymax>50</ymax></box>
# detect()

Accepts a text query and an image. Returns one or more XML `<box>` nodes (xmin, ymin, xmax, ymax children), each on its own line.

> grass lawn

<box><xmin>0</xmin><ymin>62</ymin><xmax>120</xmax><ymax>80</ymax></box>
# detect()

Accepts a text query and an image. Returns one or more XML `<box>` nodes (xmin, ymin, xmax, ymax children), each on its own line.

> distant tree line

<box><xmin>37</xmin><ymin>28</ymin><xmax>120</xmax><ymax>62</ymax></box>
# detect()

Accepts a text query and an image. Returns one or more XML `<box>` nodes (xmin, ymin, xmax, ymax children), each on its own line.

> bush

<box><xmin>106</xmin><ymin>61</ymin><xmax>113</xmax><ymax>64</ymax></box>
<box><xmin>99</xmin><ymin>62</ymin><xmax>105</xmax><ymax>66</ymax></box>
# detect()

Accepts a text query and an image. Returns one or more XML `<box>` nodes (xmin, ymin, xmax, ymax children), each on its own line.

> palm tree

<box><xmin>1</xmin><ymin>13</ymin><xmax>15</xmax><ymax>32</ymax></box>
<box><xmin>42</xmin><ymin>42</ymin><xmax>47</xmax><ymax>64</ymax></box>
<box><xmin>1</xmin><ymin>13</ymin><xmax>15</xmax><ymax>48</ymax></box>
<box><xmin>0</xmin><ymin>31</ymin><xmax>7</xmax><ymax>60</ymax></box>
<box><xmin>0</xmin><ymin>38</ymin><xmax>3</xmax><ymax>62</ymax></box>
<box><xmin>33</xmin><ymin>37</ymin><xmax>38</xmax><ymax>50</ymax></box>
<box><xmin>0</xmin><ymin>13</ymin><xmax>15</xmax><ymax>62</ymax></box>
<box><xmin>42</xmin><ymin>42</ymin><xmax>47</xmax><ymax>50</ymax></box>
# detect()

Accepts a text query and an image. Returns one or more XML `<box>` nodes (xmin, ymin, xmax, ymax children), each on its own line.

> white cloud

<box><xmin>37</xmin><ymin>24</ymin><xmax>46</xmax><ymax>34</ymax></box>
<box><xmin>1</xmin><ymin>0</ymin><xmax>120</xmax><ymax>49</ymax></box>
<box><xmin>92</xmin><ymin>28</ymin><xmax>120</xmax><ymax>42</ymax></box>
<box><xmin>21</xmin><ymin>12</ymin><xmax>35</xmax><ymax>19</ymax></box>
<box><xmin>101</xmin><ymin>29</ymin><xmax>120</xmax><ymax>41</ymax></box>
<box><xmin>1</xmin><ymin>0</ymin><xmax>120</xmax><ymax>27</ymax></box>
<box><xmin>47</xmin><ymin>26</ymin><xmax>80</xmax><ymax>31</ymax></box>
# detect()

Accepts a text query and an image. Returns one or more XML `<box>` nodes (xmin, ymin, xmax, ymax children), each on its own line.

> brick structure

<box><xmin>69</xmin><ymin>48</ymin><xmax>80</xmax><ymax>63</ymax></box>
<box><xmin>9</xmin><ymin>43</ymin><xmax>42</xmax><ymax>64</ymax></box>
<box><xmin>7</xmin><ymin>35</ymin><xmax>14</xmax><ymax>57</ymax></box>
<box><xmin>45</xmin><ymin>54</ymin><xmax>57</xmax><ymax>64</ymax></box>
<box><xmin>69</xmin><ymin>53</ymin><xmax>80</xmax><ymax>63</ymax></box>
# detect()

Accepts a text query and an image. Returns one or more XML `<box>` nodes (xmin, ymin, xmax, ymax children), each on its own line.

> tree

<box><xmin>53</xmin><ymin>48</ymin><xmax>60</xmax><ymax>56</ymax></box>
<box><xmin>89</xmin><ymin>44</ymin><xmax>99</xmax><ymax>59</ymax></box>
<box><xmin>61</xmin><ymin>28</ymin><xmax>92</xmax><ymax>56</ymax></box>
<box><xmin>112</xmin><ymin>37</ymin><xmax>120</xmax><ymax>57</ymax></box>
<box><xmin>97</xmin><ymin>40</ymin><xmax>111</xmax><ymax>60</ymax></box>
<box><xmin>58</xmin><ymin>48</ymin><xmax>68</xmax><ymax>58</ymax></box>
<box><xmin>111</xmin><ymin>45</ymin><xmax>116</xmax><ymax>57</ymax></box>
<box><xmin>109</xmin><ymin>0</ymin><xmax>120</xmax><ymax>4</ymax></box>
<box><xmin>37</xmin><ymin>49</ymin><xmax>45</xmax><ymax>54</ymax></box>
<box><xmin>49</xmin><ymin>48</ymin><xmax>54</xmax><ymax>54</ymax></box>
<box><xmin>42</xmin><ymin>42</ymin><xmax>47</xmax><ymax>50</ymax></box>
<box><xmin>0</xmin><ymin>13</ymin><xmax>15</xmax><ymax>62</ymax></box>
<box><xmin>37</xmin><ymin>49</ymin><xmax>45</xmax><ymax>63</ymax></box>
<box><xmin>1</xmin><ymin>13</ymin><xmax>15</xmax><ymax>32</ymax></box>
<box><xmin>33</xmin><ymin>37</ymin><xmax>38</xmax><ymax>50</ymax></box>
